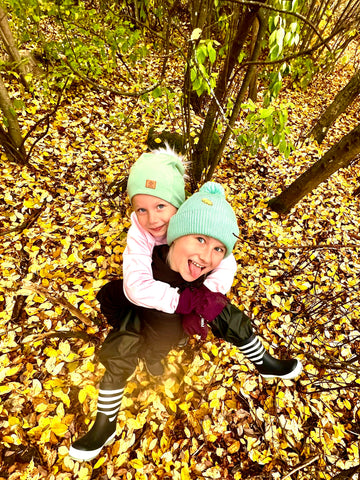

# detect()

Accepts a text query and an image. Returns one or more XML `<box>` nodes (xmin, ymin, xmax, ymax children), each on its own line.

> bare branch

<box><xmin>62</xmin><ymin>55</ymin><xmax>161</xmax><ymax>97</ymax></box>
<box><xmin>22</xmin><ymin>78</ymin><xmax>69</xmax><ymax>161</ymax></box>
<box><xmin>232</xmin><ymin>0</ymin><xmax>330</xmax><ymax>50</ymax></box>
<box><xmin>20</xmin><ymin>282</ymin><xmax>94</xmax><ymax>327</ymax></box>
<box><xmin>280</xmin><ymin>455</ymin><xmax>320</xmax><ymax>480</ymax></box>
<box><xmin>0</xmin><ymin>207</ymin><xmax>43</xmax><ymax>236</ymax></box>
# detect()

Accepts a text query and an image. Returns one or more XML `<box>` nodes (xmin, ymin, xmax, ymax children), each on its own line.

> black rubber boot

<box><xmin>144</xmin><ymin>359</ymin><xmax>165</xmax><ymax>377</ymax></box>
<box><xmin>256</xmin><ymin>352</ymin><xmax>302</xmax><ymax>380</ymax></box>
<box><xmin>239</xmin><ymin>335</ymin><xmax>302</xmax><ymax>380</ymax></box>
<box><xmin>177</xmin><ymin>335</ymin><xmax>189</xmax><ymax>348</ymax></box>
<box><xmin>69</xmin><ymin>412</ymin><xmax>117</xmax><ymax>462</ymax></box>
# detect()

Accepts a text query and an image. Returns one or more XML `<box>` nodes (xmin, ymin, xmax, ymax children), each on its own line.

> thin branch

<box><xmin>241</xmin><ymin>26</ymin><xmax>349</xmax><ymax>68</ymax></box>
<box><xmin>232</xmin><ymin>0</ymin><xmax>330</xmax><ymax>49</ymax></box>
<box><xmin>22</xmin><ymin>330</ymin><xmax>99</xmax><ymax>343</ymax></box>
<box><xmin>62</xmin><ymin>55</ymin><xmax>161</xmax><ymax>97</ymax></box>
<box><xmin>20</xmin><ymin>282</ymin><xmax>94</xmax><ymax>327</ymax></box>
<box><xmin>22</xmin><ymin>78</ymin><xmax>69</xmax><ymax>161</ymax></box>
<box><xmin>0</xmin><ymin>207</ymin><xmax>43</xmax><ymax>236</ymax></box>
<box><xmin>281</xmin><ymin>455</ymin><xmax>319</xmax><ymax>480</ymax></box>
<box><xmin>331</xmin><ymin>464</ymin><xmax>360</xmax><ymax>480</ymax></box>
<box><xmin>240</xmin><ymin>237</ymin><xmax>360</xmax><ymax>251</ymax></box>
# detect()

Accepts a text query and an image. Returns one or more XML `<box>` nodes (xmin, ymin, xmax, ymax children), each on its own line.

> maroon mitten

<box><xmin>196</xmin><ymin>287</ymin><xmax>228</xmax><ymax>322</ymax></box>
<box><xmin>176</xmin><ymin>285</ymin><xmax>228</xmax><ymax>321</ymax></box>
<box><xmin>176</xmin><ymin>287</ymin><xmax>203</xmax><ymax>315</ymax></box>
<box><xmin>182</xmin><ymin>313</ymin><xmax>208</xmax><ymax>340</ymax></box>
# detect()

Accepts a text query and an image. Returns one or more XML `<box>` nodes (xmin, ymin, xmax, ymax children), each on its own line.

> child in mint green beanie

<box><xmin>70</xmin><ymin>175</ymin><xmax>240</xmax><ymax>462</ymax></box>
<box><xmin>127</xmin><ymin>147</ymin><xmax>186</xmax><ymax>209</ymax></box>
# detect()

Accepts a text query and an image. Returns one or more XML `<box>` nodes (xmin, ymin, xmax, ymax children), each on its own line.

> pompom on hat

<box><xmin>127</xmin><ymin>145</ymin><xmax>185</xmax><ymax>208</ymax></box>
<box><xmin>167</xmin><ymin>182</ymin><xmax>239</xmax><ymax>256</ymax></box>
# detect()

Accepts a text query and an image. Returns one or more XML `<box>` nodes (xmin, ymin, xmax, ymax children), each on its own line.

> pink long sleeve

<box><xmin>122</xmin><ymin>213</ymin><xmax>180</xmax><ymax>313</ymax></box>
<box><xmin>204</xmin><ymin>253</ymin><xmax>237</xmax><ymax>294</ymax></box>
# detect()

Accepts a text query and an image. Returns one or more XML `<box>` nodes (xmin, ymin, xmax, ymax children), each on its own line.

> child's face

<box><xmin>132</xmin><ymin>194</ymin><xmax>178</xmax><ymax>239</ymax></box>
<box><xmin>168</xmin><ymin>234</ymin><xmax>226</xmax><ymax>281</ymax></box>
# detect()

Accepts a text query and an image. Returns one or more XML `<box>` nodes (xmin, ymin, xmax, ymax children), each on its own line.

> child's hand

<box><xmin>182</xmin><ymin>313</ymin><xmax>208</xmax><ymax>340</ymax></box>
<box><xmin>197</xmin><ymin>289</ymin><xmax>228</xmax><ymax>321</ymax></box>
<box><xmin>176</xmin><ymin>285</ymin><xmax>228</xmax><ymax>321</ymax></box>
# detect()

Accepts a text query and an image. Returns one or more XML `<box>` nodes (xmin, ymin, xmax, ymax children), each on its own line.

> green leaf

<box><xmin>151</xmin><ymin>86</ymin><xmax>162</xmax><ymax>99</ymax></box>
<box><xmin>208</xmin><ymin>44</ymin><xmax>216</xmax><ymax>64</ymax></box>
<box><xmin>270</xmin><ymin>44</ymin><xmax>280</xmax><ymax>61</ymax></box>
<box><xmin>260</xmin><ymin>106</ymin><xmax>274</xmax><ymax>119</ymax></box>
<box><xmin>197</xmin><ymin>44</ymin><xmax>207</xmax><ymax>64</ymax></box>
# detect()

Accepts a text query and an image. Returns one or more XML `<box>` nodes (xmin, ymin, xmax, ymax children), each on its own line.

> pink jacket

<box><xmin>123</xmin><ymin>212</ymin><xmax>237</xmax><ymax>313</ymax></box>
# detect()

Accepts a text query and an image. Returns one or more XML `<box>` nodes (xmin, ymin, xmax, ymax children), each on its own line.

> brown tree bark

<box><xmin>205</xmin><ymin>8</ymin><xmax>268</xmax><ymax>182</ymax></box>
<box><xmin>0</xmin><ymin>6</ymin><xmax>28</xmax><ymax>87</ymax></box>
<box><xmin>0</xmin><ymin>73</ymin><xmax>27</xmax><ymax>164</ymax></box>
<box><xmin>308</xmin><ymin>68</ymin><xmax>360</xmax><ymax>144</ymax></box>
<box><xmin>268</xmin><ymin>122</ymin><xmax>360</xmax><ymax>214</ymax></box>
<box><xmin>192</xmin><ymin>2</ymin><xmax>264</xmax><ymax>183</ymax></box>
<box><xmin>248</xmin><ymin>16</ymin><xmax>260</xmax><ymax>102</ymax></box>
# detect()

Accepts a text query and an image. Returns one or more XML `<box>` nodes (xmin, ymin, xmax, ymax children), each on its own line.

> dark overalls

<box><xmin>97</xmin><ymin>245</ymin><xmax>253</xmax><ymax>389</ymax></box>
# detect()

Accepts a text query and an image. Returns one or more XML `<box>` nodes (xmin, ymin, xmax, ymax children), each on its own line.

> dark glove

<box><xmin>182</xmin><ymin>313</ymin><xmax>208</xmax><ymax>340</ymax></box>
<box><xmin>176</xmin><ymin>285</ymin><xmax>228</xmax><ymax>322</ymax></box>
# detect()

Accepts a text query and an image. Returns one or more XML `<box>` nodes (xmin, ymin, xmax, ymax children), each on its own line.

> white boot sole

<box><xmin>69</xmin><ymin>431</ymin><xmax>116</xmax><ymax>462</ymax></box>
<box><xmin>260</xmin><ymin>359</ymin><xmax>303</xmax><ymax>380</ymax></box>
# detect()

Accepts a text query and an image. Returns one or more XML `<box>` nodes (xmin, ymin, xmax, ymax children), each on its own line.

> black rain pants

<box><xmin>96</xmin><ymin>279</ymin><xmax>253</xmax><ymax>389</ymax></box>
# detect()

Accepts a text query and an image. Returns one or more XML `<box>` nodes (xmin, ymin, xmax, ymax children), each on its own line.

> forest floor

<box><xmin>0</xmin><ymin>43</ymin><xmax>360</xmax><ymax>480</ymax></box>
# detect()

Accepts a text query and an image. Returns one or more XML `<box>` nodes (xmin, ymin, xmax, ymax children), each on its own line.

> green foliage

<box><xmin>230</xmin><ymin>0</ymin><xmax>302</xmax><ymax>158</ymax></box>
<box><xmin>238</xmin><ymin>100</ymin><xmax>294</xmax><ymax>157</ymax></box>
<box><xmin>5</xmin><ymin>0</ymin><xmax>151</xmax><ymax>89</ymax></box>
<box><xmin>189</xmin><ymin>33</ymin><xmax>219</xmax><ymax>97</ymax></box>
<box><xmin>265</xmin><ymin>3</ymin><xmax>301</xmax><ymax>106</ymax></box>
<box><xmin>290</xmin><ymin>56</ymin><xmax>316</xmax><ymax>88</ymax></box>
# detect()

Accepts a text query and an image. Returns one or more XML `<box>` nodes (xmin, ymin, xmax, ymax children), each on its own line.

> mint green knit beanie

<box><xmin>127</xmin><ymin>147</ymin><xmax>185</xmax><ymax>208</ymax></box>
<box><xmin>167</xmin><ymin>182</ymin><xmax>239</xmax><ymax>256</ymax></box>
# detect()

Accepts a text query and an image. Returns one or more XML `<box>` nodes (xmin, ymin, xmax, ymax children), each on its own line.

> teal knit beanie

<box><xmin>127</xmin><ymin>146</ymin><xmax>185</xmax><ymax>208</ymax></box>
<box><xmin>167</xmin><ymin>182</ymin><xmax>239</xmax><ymax>256</ymax></box>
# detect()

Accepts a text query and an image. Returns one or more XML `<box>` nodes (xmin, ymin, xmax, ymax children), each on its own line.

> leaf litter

<box><xmin>0</xmin><ymin>46</ymin><xmax>360</xmax><ymax>480</ymax></box>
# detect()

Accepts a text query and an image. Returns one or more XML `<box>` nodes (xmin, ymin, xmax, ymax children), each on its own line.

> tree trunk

<box><xmin>192</xmin><ymin>3</ymin><xmax>262</xmax><ymax>183</ymax></box>
<box><xmin>268</xmin><ymin>122</ymin><xmax>360</xmax><ymax>214</ymax></box>
<box><xmin>248</xmin><ymin>16</ymin><xmax>260</xmax><ymax>102</ymax></box>
<box><xmin>0</xmin><ymin>73</ymin><xmax>27</xmax><ymax>164</ymax></box>
<box><xmin>0</xmin><ymin>6</ymin><xmax>28</xmax><ymax>88</ymax></box>
<box><xmin>308</xmin><ymin>68</ymin><xmax>360</xmax><ymax>144</ymax></box>
<box><xmin>190</xmin><ymin>0</ymin><xmax>212</xmax><ymax>34</ymax></box>
<box><xmin>205</xmin><ymin>9</ymin><xmax>267</xmax><ymax>181</ymax></box>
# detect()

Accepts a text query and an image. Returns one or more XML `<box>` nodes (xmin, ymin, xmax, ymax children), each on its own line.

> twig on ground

<box><xmin>21</xmin><ymin>282</ymin><xmax>94</xmax><ymax>327</ymax></box>
<box><xmin>280</xmin><ymin>455</ymin><xmax>319</xmax><ymax>480</ymax></box>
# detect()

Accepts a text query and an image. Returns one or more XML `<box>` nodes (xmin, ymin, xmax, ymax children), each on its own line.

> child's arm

<box><xmin>123</xmin><ymin>220</ymin><xmax>180</xmax><ymax>314</ymax></box>
<box><xmin>203</xmin><ymin>253</ymin><xmax>237</xmax><ymax>294</ymax></box>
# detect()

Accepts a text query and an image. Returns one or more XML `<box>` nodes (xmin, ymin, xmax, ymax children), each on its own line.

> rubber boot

<box><xmin>144</xmin><ymin>359</ymin><xmax>165</xmax><ymax>377</ymax></box>
<box><xmin>69</xmin><ymin>412</ymin><xmax>117</xmax><ymax>462</ymax></box>
<box><xmin>239</xmin><ymin>335</ymin><xmax>302</xmax><ymax>380</ymax></box>
<box><xmin>69</xmin><ymin>386</ymin><xmax>124</xmax><ymax>462</ymax></box>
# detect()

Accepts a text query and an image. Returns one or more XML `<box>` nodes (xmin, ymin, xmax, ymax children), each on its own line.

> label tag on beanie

<box><xmin>145</xmin><ymin>179</ymin><xmax>156</xmax><ymax>189</ymax></box>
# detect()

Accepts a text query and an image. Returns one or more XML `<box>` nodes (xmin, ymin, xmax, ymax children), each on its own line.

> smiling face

<box><xmin>167</xmin><ymin>234</ymin><xmax>226</xmax><ymax>281</ymax></box>
<box><xmin>132</xmin><ymin>194</ymin><xmax>178</xmax><ymax>239</ymax></box>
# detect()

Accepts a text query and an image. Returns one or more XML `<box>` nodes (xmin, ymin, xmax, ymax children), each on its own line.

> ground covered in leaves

<box><xmin>1</xmin><ymin>51</ymin><xmax>360</xmax><ymax>480</ymax></box>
